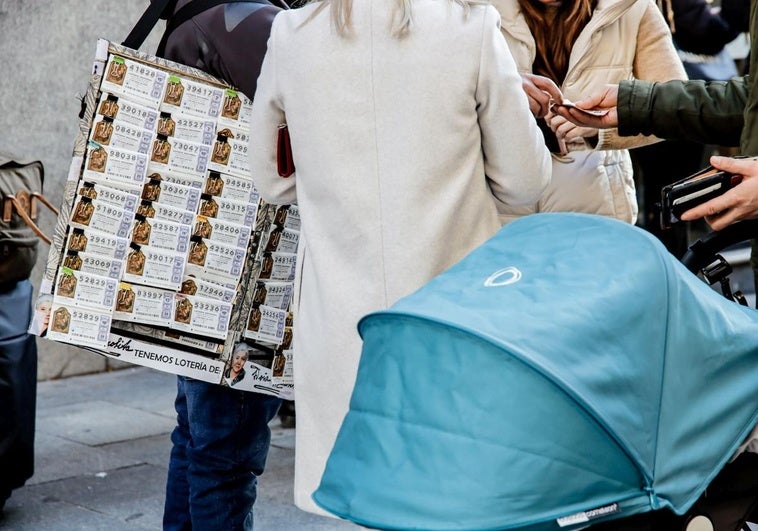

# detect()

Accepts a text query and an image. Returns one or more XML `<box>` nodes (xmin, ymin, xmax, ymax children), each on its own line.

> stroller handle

<box><xmin>680</xmin><ymin>220</ymin><xmax>758</xmax><ymax>274</ymax></box>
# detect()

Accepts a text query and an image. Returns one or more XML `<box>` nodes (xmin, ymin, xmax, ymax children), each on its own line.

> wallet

<box><xmin>277</xmin><ymin>124</ymin><xmax>295</xmax><ymax>178</ymax></box>
<box><xmin>660</xmin><ymin>161</ymin><xmax>744</xmax><ymax>229</ymax></box>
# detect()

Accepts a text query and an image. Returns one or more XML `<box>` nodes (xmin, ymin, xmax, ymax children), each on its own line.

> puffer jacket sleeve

<box><xmin>595</xmin><ymin>0</ymin><xmax>687</xmax><ymax>150</ymax></box>
<box><xmin>248</xmin><ymin>15</ymin><xmax>298</xmax><ymax>205</ymax></box>
<box><xmin>477</xmin><ymin>5</ymin><xmax>550</xmax><ymax>207</ymax></box>
<box><xmin>617</xmin><ymin>77</ymin><xmax>747</xmax><ymax>146</ymax></box>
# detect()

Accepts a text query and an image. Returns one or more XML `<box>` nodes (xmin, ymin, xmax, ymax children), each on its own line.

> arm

<box><xmin>549</xmin><ymin>1</ymin><xmax>686</xmax><ymax>150</ymax></box>
<box><xmin>618</xmin><ymin>77</ymin><xmax>747</xmax><ymax>145</ymax></box>
<box><xmin>592</xmin><ymin>0</ymin><xmax>687</xmax><ymax>150</ymax></box>
<box><xmin>477</xmin><ymin>6</ymin><xmax>551</xmax><ymax>207</ymax></box>
<box><xmin>248</xmin><ymin>18</ymin><xmax>298</xmax><ymax>205</ymax></box>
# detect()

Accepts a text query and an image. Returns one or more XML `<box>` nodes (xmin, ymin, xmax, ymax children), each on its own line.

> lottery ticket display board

<box><xmin>30</xmin><ymin>40</ymin><xmax>296</xmax><ymax>399</ymax></box>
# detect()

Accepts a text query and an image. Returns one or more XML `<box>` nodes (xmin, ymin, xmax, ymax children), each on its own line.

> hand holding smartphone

<box><xmin>551</xmin><ymin>100</ymin><xmax>610</xmax><ymax>117</ymax></box>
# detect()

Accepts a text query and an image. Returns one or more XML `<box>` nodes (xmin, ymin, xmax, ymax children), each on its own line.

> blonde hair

<box><xmin>307</xmin><ymin>0</ymin><xmax>483</xmax><ymax>37</ymax></box>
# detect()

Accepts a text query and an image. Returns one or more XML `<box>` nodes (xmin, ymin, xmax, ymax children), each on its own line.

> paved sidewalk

<box><xmin>0</xmin><ymin>367</ymin><xmax>356</xmax><ymax>531</ymax></box>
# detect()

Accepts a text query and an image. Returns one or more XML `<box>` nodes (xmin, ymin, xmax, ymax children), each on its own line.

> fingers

<box><xmin>680</xmin><ymin>192</ymin><xmax>735</xmax><ymax>224</ymax></box>
<box><xmin>572</xmin><ymin>84</ymin><xmax>619</xmax><ymax>110</ymax></box>
<box><xmin>529</xmin><ymin>75</ymin><xmax>563</xmax><ymax>104</ymax></box>
<box><xmin>521</xmin><ymin>74</ymin><xmax>563</xmax><ymax>118</ymax></box>
<box><xmin>709</xmin><ymin>155</ymin><xmax>758</xmax><ymax>177</ymax></box>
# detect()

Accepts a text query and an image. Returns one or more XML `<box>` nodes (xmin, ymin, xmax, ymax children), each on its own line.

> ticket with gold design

<box><xmin>179</xmin><ymin>275</ymin><xmax>237</xmax><ymax>304</ymax></box>
<box><xmin>101</xmin><ymin>55</ymin><xmax>168</xmax><ymax>109</ymax></box>
<box><xmin>244</xmin><ymin>305</ymin><xmax>283</xmax><ymax>344</ymax></box>
<box><xmin>197</xmin><ymin>194</ymin><xmax>258</xmax><ymax>226</ymax></box>
<box><xmin>202</xmin><ymin>171</ymin><xmax>260</xmax><ymax>205</ymax></box>
<box><xmin>53</xmin><ymin>267</ymin><xmax>118</xmax><ymax>313</ymax></box>
<box><xmin>121</xmin><ymin>244</ymin><xmax>186</xmax><ymax>291</ymax></box>
<box><xmin>69</xmin><ymin>194</ymin><xmax>135</xmax><ymax>239</ymax></box>
<box><xmin>171</xmin><ymin>293</ymin><xmax>232</xmax><ymax>340</ymax></box>
<box><xmin>272</xmin><ymin>348</ymin><xmax>293</xmax><ymax>385</ymax></box>
<box><xmin>147</xmin><ymin>136</ymin><xmax>210</xmax><ymax>178</ymax></box>
<box><xmin>46</xmin><ymin>303</ymin><xmax>112</xmax><ymax>350</ymax></box>
<box><xmin>184</xmin><ymin>236</ymin><xmax>246</xmax><ymax>285</ymax></box>
<box><xmin>77</xmin><ymin>182</ymin><xmax>139</xmax><ymax>212</ymax></box>
<box><xmin>65</xmin><ymin>227</ymin><xmax>129</xmax><ymax>261</ymax></box>
<box><xmin>112</xmin><ymin>283</ymin><xmax>174</xmax><ymax>327</ymax></box>
<box><xmin>155</xmin><ymin>111</ymin><xmax>216</xmax><ymax>146</ymax></box>
<box><xmin>130</xmin><ymin>216</ymin><xmax>191</xmax><ymax>254</ymax></box>
<box><xmin>83</xmin><ymin>142</ymin><xmax>149</xmax><ymax>192</ymax></box>
<box><xmin>216</xmin><ymin>89</ymin><xmax>254</xmax><ymax>129</ymax></box>
<box><xmin>207</xmin><ymin>131</ymin><xmax>250</xmax><ymax>178</ymax></box>
<box><xmin>250</xmin><ymin>281</ymin><xmax>293</xmax><ymax>311</ymax></box>
<box><xmin>135</xmin><ymin>199</ymin><xmax>194</xmax><ymax>225</ymax></box>
<box><xmin>258</xmin><ymin>252</ymin><xmax>297</xmax><ymax>282</ymax></box>
<box><xmin>192</xmin><ymin>215</ymin><xmax>251</xmax><ymax>250</ymax></box>
<box><xmin>160</xmin><ymin>74</ymin><xmax>224</xmax><ymax>120</ymax></box>
<box><xmin>244</xmin><ymin>305</ymin><xmax>287</xmax><ymax>344</ymax></box>
<box><xmin>61</xmin><ymin>251</ymin><xmax>123</xmax><ymax>280</ymax></box>
<box><xmin>96</xmin><ymin>92</ymin><xmax>159</xmax><ymax>132</ymax></box>
<box><xmin>145</xmin><ymin>168</ymin><xmax>204</xmax><ymax>190</ymax></box>
<box><xmin>89</xmin><ymin>115</ymin><xmax>154</xmax><ymax>155</ymax></box>
<box><xmin>262</xmin><ymin>226</ymin><xmax>299</xmax><ymax>254</ymax></box>
<box><xmin>140</xmin><ymin>175</ymin><xmax>200</xmax><ymax>213</ymax></box>
<box><xmin>273</xmin><ymin>204</ymin><xmax>301</xmax><ymax>232</ymax></box>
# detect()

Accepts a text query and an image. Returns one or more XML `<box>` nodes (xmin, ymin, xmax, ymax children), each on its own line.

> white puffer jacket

<box><xmin>493</xmin><ymin>0</ymin><xmax>687</xmax><ymax>223</ymax></box>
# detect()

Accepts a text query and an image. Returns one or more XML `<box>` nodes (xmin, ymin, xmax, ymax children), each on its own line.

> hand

<box><xmin>681</xmin><ymin>156</ymin><xmax>758</xmax><ymax>230</ymax></box>
<box><xmin>552</xmin><ymin>84</ymin><xmax>620</xmax><ymax>129</ymax></box>
<box><xmin>520</xmin><ymin>73</ymin><xmax>563</xmax><ymax>118</ymax></box>
<box><xmin>548</xmin><ymin>114</ymin><xmax>598</xmax><ymax>146</ymax></box>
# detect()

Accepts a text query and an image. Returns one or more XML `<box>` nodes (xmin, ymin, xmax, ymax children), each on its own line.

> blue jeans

<box><xmin>163</xmin><ymin>376</ymin><xmax>282</xmax><ymax>531</ymax></box>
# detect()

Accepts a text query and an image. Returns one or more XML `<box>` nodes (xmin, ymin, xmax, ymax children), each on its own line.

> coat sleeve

<box><xmin>616</xmin><ymin>77</ymin><xmax>747</xmax><ymax>146</ymax></box>
<box><xmin>248</xmin><ymin>16</ymin><xmax>298</xmax><ymax>205</ymax></box>
<box><xmin>595</xmin><ymin>0</ymin><xmax>688</xmax><ymax>151</ymax></box>
<box><xmin>476</xmin><ymin>5</ymin><xmax>550</xmax><ymax>208</ymax></box>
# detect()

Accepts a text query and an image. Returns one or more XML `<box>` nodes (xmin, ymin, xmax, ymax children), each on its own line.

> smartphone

<box><xmin>552</xmin><ymin>100</ymin><xmax>610</xmax><ymax>117</ymax></box>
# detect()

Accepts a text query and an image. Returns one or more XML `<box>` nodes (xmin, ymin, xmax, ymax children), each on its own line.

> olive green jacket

<box><xmin>617</xmin><ymin>76</ymin><xmax>747</xmax><ymax>147</ymax></box>
<box><xmin>617</xmin><ymin>0</ymin><xmax>757</xmax><ymax>153</ymax></box>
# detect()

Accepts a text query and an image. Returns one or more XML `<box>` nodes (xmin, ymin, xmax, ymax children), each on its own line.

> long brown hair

<box><xmin>517</xmin><ymin>0</ymin><xmax>597</xmax><ymax>85</ymax></box>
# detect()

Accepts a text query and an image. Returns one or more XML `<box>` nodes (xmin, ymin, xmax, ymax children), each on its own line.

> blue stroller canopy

<box><xmin>314</xmin><ymin>213</ymin><xmax>758</xmax><ymax>531</ymax></box>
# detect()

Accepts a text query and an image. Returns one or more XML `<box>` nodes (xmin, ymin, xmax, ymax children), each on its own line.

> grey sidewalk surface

<box><xmin>0</xmin><ymin>367</ymin><xmax>357</xmax><ymax>531</ymax></box>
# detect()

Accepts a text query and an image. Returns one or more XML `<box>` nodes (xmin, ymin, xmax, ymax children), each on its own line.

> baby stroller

<box><xmin>312</xmin><ymin>213</ymin><xmax>758</xmax><ymax>531</ymax></box>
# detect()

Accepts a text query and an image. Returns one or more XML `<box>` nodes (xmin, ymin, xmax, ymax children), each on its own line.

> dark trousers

<box><xmin>163</xmin><ymin>376</ymin><xmax>281</xmax><ymax>531</ymax></box>
<box><xmin>0</xmin><ymin>280</ymin><xmax>37</xmax><ymax>504</ymax></box>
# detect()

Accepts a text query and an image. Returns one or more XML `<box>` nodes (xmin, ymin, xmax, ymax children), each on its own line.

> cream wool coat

<box><xmin>248</xmin><ymin>0</ymin><xmax>551</xmax><ymax>515</ymax></box>
<box><xmin>492</xmin><ymin>0</ymin><xmax>686</xmax><ymax>223</ymax></box>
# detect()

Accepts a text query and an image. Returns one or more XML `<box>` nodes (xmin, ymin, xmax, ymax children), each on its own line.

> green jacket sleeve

<box><xmin>617</xmin><ymin>77</ymin><xmax>748</xmax><ymax>146</ymax></box>
<box><xmin>742</xmin><ymin>0</ymin><xmax>758</xmax><ymax>155</ymax></box>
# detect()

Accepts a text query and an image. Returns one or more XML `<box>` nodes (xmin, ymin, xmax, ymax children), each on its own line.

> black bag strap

<box><xmin>122</xmin><ymin>0</ymin><xmax>177</xmax><ymax>50</ymax></box>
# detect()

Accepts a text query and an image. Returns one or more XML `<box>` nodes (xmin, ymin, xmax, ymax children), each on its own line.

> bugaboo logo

<box><xmin>484</xmin><ymin>267</ymin><xmax>522</xmax><ymax>287</ymax></box>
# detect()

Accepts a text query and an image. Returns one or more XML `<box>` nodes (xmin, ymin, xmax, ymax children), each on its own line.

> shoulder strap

<box><xmin>122</xmin><ymin>0</ymin><xmax>178</xmax><ymax>50</ymax></box>
<box><xmin>156</xmin><ymin>0</ymin><xmax>272</xmax><ymax>58</ymax></box>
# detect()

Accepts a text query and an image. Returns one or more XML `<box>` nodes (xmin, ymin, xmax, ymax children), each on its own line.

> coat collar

<box><xmin>497</xmin><ymin>0</ymin><xmax>642</xmax><ymax>83</ymax></box>
<box><xmin>498</xmin><ymin>0</ymin><xmax>641</xmax><ymax>46</ymax></box>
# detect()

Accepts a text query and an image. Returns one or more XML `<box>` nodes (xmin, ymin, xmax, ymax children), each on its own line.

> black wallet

<box><xmin>659</xmin><ymin>159</ymin><xmax>747</xmax><ymax>229</ymax></box>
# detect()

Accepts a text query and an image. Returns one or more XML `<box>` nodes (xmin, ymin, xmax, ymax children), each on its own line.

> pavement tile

<box><xmin>28</xmin><ymin>432</ymin><xmax>142</xmax><ymax>486</ymax></box>
<box><xmin>3</xmin><ymin>464</ymin><xmax>165</xmax><ymax>531</ymax></box>
<box><xmin>37</xmin><ymin>401</ymin><xmax>174</xmax><ymax>446</ymax></box>
<box><xmin>36</xmin><ymin>368</ymin><xmax>177</xmax><ymax>418</ymax></box>
<box><xmin>99</xmin><ymin>434</ymin><xmax>172</xmax><ymax>470</ymax></box>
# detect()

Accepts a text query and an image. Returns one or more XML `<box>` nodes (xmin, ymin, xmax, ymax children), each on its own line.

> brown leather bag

<box><xmin>277</xmin><ymin>124</ymin><xmax>295</xmax><ymax>178</ymax></box>
<box><xmin>0</xmin><ymin>153</ymin><xmax>57</xmax><ymax>284</ymax></box>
